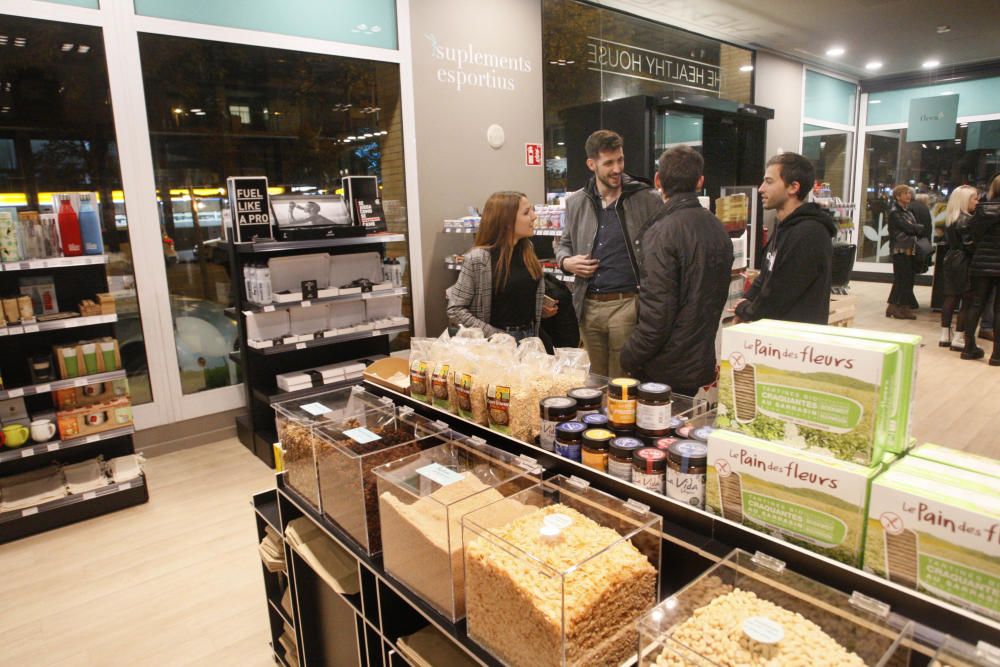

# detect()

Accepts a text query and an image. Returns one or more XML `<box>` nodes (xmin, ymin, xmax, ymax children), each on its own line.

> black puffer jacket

<box><xmin>735</xmin><ymin>202</ymin><xmax>836</xmax><ymax>325</ymax></box>
<box><xmin>620</xmin><ymin>193</ymin><xmax>733</xmax><ymax>390</ymax></box>
<box><xmin>888</xmin><ymin>203</ymin><xmax>922</xmax><ymax>252</ymax></box>
<box><xmin>969</xmin><ymin>199</ymin><xmax>1000</xmax><ymax>277</ymax></box>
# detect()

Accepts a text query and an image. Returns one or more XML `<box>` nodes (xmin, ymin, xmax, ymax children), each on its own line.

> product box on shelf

<box><xmin>56</xmin><ymin>396</ymin><xmax>133</xmax><ymax>440</ymax></box>
<box><xmin>705</xmin><ymin>429</ymin><xmax>880</xmax><ymax>566</ymax></box>
<box><xmin>909</xmin><ymin>442</ymin><xmax>1000</xmax><ymax>480</ymax></box>
<box><xmin>53</xmin><ymin>338</ymin><xmax>121</xmax><ymax>379</ymax></box>
<box><xmin>863</xmin><ymin>462</ymin><xmax>1000</xmax><ymax>620</ymax></box>
<box><xmin>755</xmin><ymin>319</ymin><xmax>920</xmax><ymax>455</ymax></box>
<box><xmin>313</xmin><ymin>408</ymin><xmax>451</xmax><ymax>555</ymax></box>
<box><xmin>462</xmin><ymin>474</ymin><xmax>661</xmax><ymax>667</ymax></box>
<box><xmin>717</xmin><ymin>322</ymin><xmax>901</xmax><ymax>466</ymax></box>
<box><xmin>374</xmin><ymin>437</ymin><xmax>543</xmax><ymax>622</ymax></box>
<box><xmin>53</xmin><ymin>377</ymin><xmax>129</xmax><ymax>409</ymax></box>
<box><xmin>273</xmin><ymin>386</ymin><xmax>395</xmax><ymax>512</ymax></box>
<box><xmin>637</xmin><ymin>548</ymin><xmax>910</xmax><ymax>666</ymax></box>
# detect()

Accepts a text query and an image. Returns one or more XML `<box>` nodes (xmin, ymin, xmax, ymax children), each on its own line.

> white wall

<box><xmin>408</xmin><ymin>0</ymin><xmax>545</xmax><ymax>336</ymax></box>
<box><xmin>755</xmin><ymin>51</ymin><xmax>804</xmax><ymax>161</ymax></box>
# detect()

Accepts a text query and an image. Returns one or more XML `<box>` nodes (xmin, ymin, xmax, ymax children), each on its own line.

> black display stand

<box><xmin>229</xmin><ymin>235</ymin><xmax>409</xmax><ymax>467</ymax></box>
<box><xmin>250</xmin><ymin>380</ymin><xmax>998</xmax><ymax>667</ymax></box>
<box><xmin>0</xmin><ymin>256</ymin><xmax>148</xmax><ymax>543</ymax></box>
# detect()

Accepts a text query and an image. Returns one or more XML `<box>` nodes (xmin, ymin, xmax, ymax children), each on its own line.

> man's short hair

<box><xmin>766</xmin><ymin>152</ymin><xmax>815</xmax><ymax>201</ymax></box>
<box><xmin>585</xmin><ymin>130</ymin><xmax>623</xmax><ymax>159</ymax></box>
<box><xmin>657</xmin><ymin>145</ymin><xmax>703</xmax><ymax>196</ymax></box>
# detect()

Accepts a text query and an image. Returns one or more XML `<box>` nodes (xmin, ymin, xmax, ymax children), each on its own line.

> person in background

<box><xmin>620</xmin><ymin>146</ymin><xmax>733</xmax><ymax>396</ymax></box>
<box><xmin>912</xmin><ymin>190</ymin><xmax>934</xmax><ymax>240</ymax></box>
<box><xmin>885</xmin><ymin>185</ymin><xmax>923</xmax><ymax>319</ymax></box>
<box><xmin>962</xmin><ymin>176</ymin><xmax>1000</xmax><ymax>364</ymax></box>
<box><xmin>446</xmin><ymin>191</ymin><xmax>556</xmax><ymax>341</ymax></box>
<box><xmin>555</xmin><ymin>129</ymin><xmax>663</xmax><ymax>378</ymax></box>
<box><xmin>733</xmin><ymin>152</ymin><xmax>835</xmax><ymax>324</ymax></box>
<box><xmin>938</xmin><ymin>185</ymin><xmax>978</xmax><ymax>349</ymax></box>
<box><xmin>977</xmin><ymin>175</ymin><xmax>1000</xmax><ymax>344</ymax></box>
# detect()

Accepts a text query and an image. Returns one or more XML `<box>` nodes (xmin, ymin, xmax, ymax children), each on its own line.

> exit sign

<box><xmin>525</xmin><ymin>143</ymin><xmax>542</xmax><ymax>167</ymax></box>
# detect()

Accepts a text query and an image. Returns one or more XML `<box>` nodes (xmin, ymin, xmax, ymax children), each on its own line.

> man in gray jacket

<box><xmin>555</xmin><ymin>130</ymin><xmax>663</xmax><ymax>378</ymax></box>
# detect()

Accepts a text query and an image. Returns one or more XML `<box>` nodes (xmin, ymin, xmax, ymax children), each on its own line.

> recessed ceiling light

<box><xmin>865</xmin><ymin>61</ymin><xmax>883</xmax><ymax>70</ymax></box>
<box><xmin>60</xmin><ymin>43</ymin><xmax>74</xmax><ymax>52</ymax></box>
<box><xmin>739</xmin><ymin>65</ymin><xmax>754</xmax><ymax>72</ymax></box>
<box><xmin>77</xmin><ymin>45</ymin><xmax>90</xmax><ymax>53</ymax></box>
<box><xmin>936</xmin><ymin>25</ymin><xmax>951</xmax><ymax>34</ymax></box>
<box><xmin>190</xmin><ymin>108</ymin><xmax>203</xmax><ymax>113</ymax></box>
<box><xmin>922</xmin><ymin>59</ymin><xmax>940</xmax><ymax>69</ymax></box>
<box><xmin>826</xmin><ymin>46</ymin><xmax>845</xmax><ymax>57</ymax></box>
<box><xmin>869</xmin><ymin>100</ymin><xmax>882</xmax><ymax>104</ymax></box>
<box><xmin>557</xmin><ymin>141</ymin><xmax>564</xmax><ymax>146</ymax></box>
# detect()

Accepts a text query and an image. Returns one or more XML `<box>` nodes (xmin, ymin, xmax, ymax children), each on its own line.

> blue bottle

<box><xmin>78</xmin><ymin>194</ymin><xmax>104</xmax><ymax>255</ymax></box>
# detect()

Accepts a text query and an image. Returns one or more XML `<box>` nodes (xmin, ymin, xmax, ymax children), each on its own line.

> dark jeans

<box><xmin>497</xmin><ymin>324</ymin><xmax>534</xmax><ymax>342</ymax></box>
<box><xmin>888</xmin><ymin>253</ymin><xmax>918</xmax><ymax>308</ymax></box>
<box><xmin>965</xmin><ymin>276</ymin><xmax>1000</xmax><ymax>356</ymax></box>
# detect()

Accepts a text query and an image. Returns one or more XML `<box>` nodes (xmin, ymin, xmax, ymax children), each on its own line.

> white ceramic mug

<box><xmin>30</xmin><ymin>419</ymin><xmax>56</xmax><ymax>443</ymax></box>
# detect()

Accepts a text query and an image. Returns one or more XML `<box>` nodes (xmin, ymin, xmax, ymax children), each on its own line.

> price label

<box><xmin>301</xmin><ymin>301</ymin><xmax>311</xmax><ymax>308</ymax></box>
<box><xmin>0</xmin><ymin>327</ymin><xmax>7</xmax><ymax>336</ymax></box>
<box><xmin>295</xmin><ymin>342</ymin><xmax>307</xmax><ymax>350</ymax></box>
<box><xmin>300</xmin><ymin>402</ymin><xmax>331</xmax><ymax>416</ymax></box>
<box><xmin>20</xmin><ymin>261</ymin><xmax>32</xmax><ymax>270</ymax></box>
<box><xmin>75</xmin><ymin>378</ymin><xmax>89</xmax><ymax>387</ymax></box>
<box><xmin>36</xmin><ymin>384</ymin><xmax>51</xmax><ymax>393</ymax></box>
<box><xmin>85</xmin><ymin>434</ymin><xmax>100</xmax><ymax>444</ymax></box>
<box><xmin>82</xmin><ymin>492</ymin><xmax>96</xmax><ymax>501</ymax></box>
<box><xmin>119</xmin><ymin>482</ymin><xmax>132</xmax><ymax>491</ymax></box>
<box><xmin>263</xmin><ymin>305</ymin><xmax>275</xmax><ymax>313</ymax></box>
<box><xmin>47</xmin><ymin>443</ymin><xmax>60</xmax><ymax>452</ymax></box>
<box><xmin>23</xmin><ymin>323</ymin><xmax>39</xmax><ymax>334</ymax></box>
<box><xmin>20</xmin><ymin>448</ymin><xmax>33</xmax><ymax>458</ymax></box>
<box><xmin>417</xmin><ymin>462</ymin><xmax>463</xmax><ymax>486</ymax></box>
<box><xmin>22</xmin><ymin>507</ymin><xmax>38</xmax><ymax>517</ymax></box>
<box><xmin>372</xmin><ymin>329</ymin><xmax>381</xmax><ymax>336</ymax></box>
<box><xmin>7</xmin><ymin>388</ymin><xmax>23</xmax><ymax>398</ymax></box>
<box><xmin>344</xmin><ymin>427</ymin><xmax>381</xmax><ymax>444</ymax></box>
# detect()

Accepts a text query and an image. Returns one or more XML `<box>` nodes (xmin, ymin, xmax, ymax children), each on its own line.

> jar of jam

<box><xmin>610</xmin><ymin>424</ymin><xmax>635</xmax><ymax>439</ymax></box>
<box><xmin>653</xmin><ymin>436</ymin><xmax>679</xmax><ymax>451</ymax></box>
<box><xmin>568</xmin><ymin>386</ymin><xmax>604</xmax><ymax>418</ymax></box>
<box><xmin>632</xmin><ymin>447</ymin><xmax>667</xmax><ymax>494</ymax></box>
<box><xmin>636</xmin><ymin>382</ymin><xmax>672</xmax><ymax>439</ymax></box>
<box><xmin>690</xmin><ymin>425</ymin><xmax>714</xmax><ymax>443</ymax></box>
<box><xmin>666</xmin><ymin>440</ymin><xmax>708</xmax><ymax>508</ymax></box>
<box><xmin>581</xmin><ymin>428</ymin><xmax>614</xmax><ymax>472</ymax></box>
<box><xmin>608</xmin><ymin>437</ymin><xmax>643</xmax><ymax>482</ymax></box>
<box><xmin>582</xmin><ymin>413</ymin><xmax>609</xmax><ymax>429</ymax></box>
<box><xmin>555</xmin><ymin>421</ymin><xmax>586</xmax><ymax>461</ymax></box>
<box><xmin>607</xmin><ymin>378</ymin><xmax>639</xmax><ymax>430</ymax></box>
<box><xmin>539</xmin><ymin>396</ymin><xmax>577</xmax><ymax>451</ymax></box>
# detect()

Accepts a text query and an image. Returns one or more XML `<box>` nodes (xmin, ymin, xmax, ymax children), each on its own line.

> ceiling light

<box><xmin>13</xmin><ymin>37</ymin><xmax>26</xmax><ymax>47</ymax></box>
<box><xmin>77</xmin><ymin>45</ymin><xmax>90</xmax><ymax>53</ymax></box>
<box><xmin>940</xmin><ymin>91</ymin><xmax>955</xmax><ymax>96</ymax></box>
<box><xmin>739</xmin><ymin>65</ymin><xmax>754</xmax><ymax>72</ymax></box>
<box><xmin>60</xmin><ymin>43</ymin><xmax>74</xmax><ymax>52</ymax></box>
<box><xmin>922</xmin><ymin>144</ymin><xmax>928</xmax><ymax>148</ymax></box>
<box><xmin>825</xmin><ymin>46</ymin><xmax>845</xmax><ymax>57</ymax></box>
<box><xmin>869</xmin><ymin>100</ymin><xmax>882</xmax><ymax>104</ymax></box>
<box><xmin>190</xmin><ymin>108</ymin><xmax>202</xmax><ymax>113</ymax></box>
<box><xmin>0</xmin><ymin>36</ymin><xmax>7</xmax><ymax>45</ymax></box>
<box><xmin>922</xmin><ymin>59</ymin><xmax>940</xmax><ymax>69</ymax></box>
<box><xmin>936</xmin><ymin>25</ymin><xmax>951</xmax><ymax>34</ymax></box>
<box><xmin>557</xmin><ymin>141</ymin><xmax>565</xmax><ymax>146</ymax></box>
<box><xmin>172</xmin><ymin>107</ymin><xmax>183</xmax><ymax>113</ymax></box>
<box><xmin>865</xmin><ymin>61</ymin><xmax>883</xmax><ymax>71</ymax></box>
<box><xmin>936</xmin><ymin>146</ymin><xmax>941</xmax><ymax>150</ymax></box>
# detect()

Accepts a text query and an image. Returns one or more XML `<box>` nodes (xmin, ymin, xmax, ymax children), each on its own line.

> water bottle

<box><xmin>78</xmin><ymin>194</ymin><xmax>104</xmax><ymax>255</ymax></box>
<box><xmin>57</xmin><ymin>196</ymin><xmax>83</xmax><ymax>256</ymax></box>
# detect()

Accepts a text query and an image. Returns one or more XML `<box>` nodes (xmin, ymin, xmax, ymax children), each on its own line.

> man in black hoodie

<box><xmin>734</xmin><ymin>152</ymin><xmax>835</xmax><ymax>325</ymax></box>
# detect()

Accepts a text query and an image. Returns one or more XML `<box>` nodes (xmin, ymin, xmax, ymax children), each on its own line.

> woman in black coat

<box><xmin>885</xmin><ymin>185</ymin><xmax>922</xmax><ymax>319</ymax></box>
<box><xmin>962</xmin><ymin>175</ymin><xmax>1000</xmax><ymax>364</ymax></box>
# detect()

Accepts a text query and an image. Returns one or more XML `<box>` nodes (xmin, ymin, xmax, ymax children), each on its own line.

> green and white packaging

<box><xmin>909</xmin><ymin>443</ymin><xmax>1000</xmax><ymax>480</ymax></box>
<box><xmin>864</xmin><ymin>464</ymin><xmax>1000</xmax><ymax>620</ymax></box>
<box><xmin>717</xmin><ymin>323</ymin><xmax>901</xmax><ymax>466</ymax></box>
<box><xmin>706</xmin><ymin>429</ymin><xmax>880</xmax><ymax>566</ymax></box>
<box><xmin>893</xmin><ymin>455</ymin><xmax>1000</xmax><ymax>496</ymax></box>
<box><xmin>756</xmin><ymin>320</ymin><xmax>920</xmax><ymax>455</ymax></box>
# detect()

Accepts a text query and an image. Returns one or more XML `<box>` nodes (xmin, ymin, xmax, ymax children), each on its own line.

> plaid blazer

<box><xmin>445</xmin><ymin>247</ymin><xmax>544</xmax><ymax>337</ymax></box>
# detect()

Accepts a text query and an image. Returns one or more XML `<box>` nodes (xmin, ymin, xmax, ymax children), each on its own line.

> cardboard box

<box><xmin>717</xmin><ymin>322</ymin><xmax>901</xmax><ymax>466</ymax></box>
<box><xmin>909</xmin><ymin>443</ymin><xmax>1000</xmax><ymax>479</ymax></box>
<box><xmin>53</xmin><ymin>378</ymin><xmax>130</xmax><ymax>410</ymax></box>
<box><xmin>363</xmin><ymin>357</ymin><xmax>409</xmax><ymax>393</ymax></box>
<box><xmin>864</xmin><ymin>463</ymin><xmax>1000</xmax><ymax>620</ymax></box>
<box><xmin>56</xmin><ymin>396</ymin><xmax>133</xmax><ymax>440</ymax></box>
<box><xmin>756</xmin><ymin>320</ymin><xmax>920</xmax><ymax>454</ymax></box>
<box><xmin>54</xmin><ymin>338</ymin><xmax>121</xmax><ymax>379</ymax></box>
<box><xmin>706</xmin><ymin>429</ymin><xmax>880</xmax><ymax>566</ymax></box>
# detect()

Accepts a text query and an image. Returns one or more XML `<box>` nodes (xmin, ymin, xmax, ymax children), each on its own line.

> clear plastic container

<box><xmin>462</xmin><ymin>474</ymin><xmax>662</xmax><ymax>667</ymax></box>
<box><xmin>374</xmin><ymin>437</ymin><xmax>543</xmax><ymax>621</ymax></box>
<box><xmin>638</xmin><ymin>548</ymin><xmax>910</xmax><ymax>666</ymax></box>
<box><xmin>932</xmin><ymin>636</ymin><xmax>1000</xmax><ymax>667</ymax></box>
<box><xmin>313</xmin><ymin>408</ymin><xmax>450</xmax><ymax>555</ymax></box>
<box><xmin>273</xmin><ymin>386</ymin><xmax>394</xmax><ymax>512</ymax></box>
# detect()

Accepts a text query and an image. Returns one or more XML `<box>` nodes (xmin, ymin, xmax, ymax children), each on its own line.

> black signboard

<box><xmin>227</xmin><ymin>176</ymin><xmax>273</xmax><ymax>242</ymax></box>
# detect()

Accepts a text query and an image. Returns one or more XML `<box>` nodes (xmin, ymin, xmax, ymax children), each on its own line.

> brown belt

<box><xmin>586</xmin><ymin>291</ymin><xmax>636</xmax><ymax>302</ymax></box>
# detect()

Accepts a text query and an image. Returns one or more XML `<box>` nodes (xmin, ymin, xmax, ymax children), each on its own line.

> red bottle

<box><xmin>57</xmin><ymin>196</ymin><xmax>82</xmax><ymax>256</ymax></box>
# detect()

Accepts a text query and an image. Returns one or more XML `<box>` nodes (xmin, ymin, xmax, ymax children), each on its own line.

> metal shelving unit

<box><xmin>0</xmin><ymin>369</ymin><xmax>127</xmax><ymax>401</ymax></box>
<box><xmin>0</xmin><ymin>313</ymin><xmax>117</xmax><ymax>337</ymax></box>
<box><xmin>245</xmin><ymin>287</ymin><xmax>408</xmax><ymax>314</ymax></box>
<box><xmin>0</xmin><ymin>425</ymin><xmax>135</xmax><ymax>465</ymax></box>
<box><xmin>248</xmin><ymin>325</ymin><xmax>409</xmax><ymax>356</ymax></box>
<box><xmin>0</xmin><ymin>254</ymin><xmax>108</xmax><ymax>272</ymax></box>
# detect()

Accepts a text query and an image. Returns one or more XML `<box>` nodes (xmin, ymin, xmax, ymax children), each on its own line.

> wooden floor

<box><xmin>0</xmin><ymin>280</ymin><xmax>996</xmax><ymax>666</ymax></box>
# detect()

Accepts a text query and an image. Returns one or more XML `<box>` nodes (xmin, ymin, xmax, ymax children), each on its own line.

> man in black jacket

<box><xmin>734</xmin><ymin>152</ymin><xmax>835</xmax><ymax>325</ymax></box>
<box><xmin>620</xmin><ymin>146</ymin><xmax>733</xmax><ymax>396</ymax></box>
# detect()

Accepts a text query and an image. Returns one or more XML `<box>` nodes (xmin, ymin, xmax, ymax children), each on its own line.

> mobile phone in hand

<box><xmin>543</xmin><ymin>295</ymin><xmax>558</xmax><ymax>307</ymax></box>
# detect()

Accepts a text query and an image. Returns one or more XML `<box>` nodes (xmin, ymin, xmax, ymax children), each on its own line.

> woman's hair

<box><xmin>892</xmin><ymin>184</ymin><xmax>912</xmax><ymax>201</ymax></box>
<box><xmin>989</xmin><ymin>173</ymin><xmax>1000</xmax><ymax>201</ymax></box>
<box><xmin>474</xmin><ymin>191</ymin><xmax>542</xmax><ymax>289</ymax></box>
<box><xmin>945</xmin><ymin>185</ymin><xmax>977</xmax><ymax>225</ymax></box>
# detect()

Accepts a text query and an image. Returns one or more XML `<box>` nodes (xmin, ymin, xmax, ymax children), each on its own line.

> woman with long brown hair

<box><xmin>446</xmin><ymin>191</ymin><xmax>555</xmax><ymax>340</ymax></box>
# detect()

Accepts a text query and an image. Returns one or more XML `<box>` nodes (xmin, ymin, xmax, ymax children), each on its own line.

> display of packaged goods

<box><xmin>864</xmin><ymin>464</ymin><xmax>1000</xmax><ymax>620</ymax></box>
<box><xmin>313</xmin><ymin>408</ymin><xmax>451</xmax><ymax>555</ymax></box>
<box><xmin>53</xmin><ymin>378</ymin><xmax>129</xmax><ymax>410</ymax></box>
<box><xmin>910</xmin><ymin>443</ymin><xmax>1000</xmax><ymax>480</ymax></box>
<box><xmin>717</xmin><ymin>322</ymin><xmax>901</xmax><ymax>466</ymax></box>
<box><xmin>638</xmin><ymin>548</ymin><xmax>909</xmax><ymax>666</ymax></box>
<box><xmin>755</xmin><ymin>319</ymin><xmax>920</xmax><ymax>455</ymax></box>
<box><xmin>891</xmin><ymin>455</ymin><xmax>999</xmax><ymax>496</ymax></box>
<box><xmin>56</xmin><ymin>396</ymin><xmax>133</xmax><ymax>440</ymax></box>
<box><xmin>463</xmin><ymin>475</ymin><xmax>661</xmax><ymax>667</ymax></box>
<box><xmin>374</xmin><ymin>437</ymin><xmax>543</xmax><ymax>621</ymax></box>
<box><xmin>273</xmin><ymin>386</ymin><xmax>396</xmax><ymax>512</ymax></box>
<box><xmin>706</xmin><ymin>429</ymin><xmax>880</xmax><ymax>566</ymax></box>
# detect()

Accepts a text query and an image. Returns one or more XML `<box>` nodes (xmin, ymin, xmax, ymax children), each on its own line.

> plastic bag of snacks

<box><xmin>428</xmin><ymin>331</ymin><xmax>455</xmax><ymax>410</ymax></box>
<box><xmin>552</xmin><ymin>347</ymin><xmax>592</xmax><ymax>396</ymax></box>
<box><xmin>514</xmin><ymin>338</ymin><xmax>561</xmax><ymax>442</ymax></box>
<box><xmin>408</xmin><ymin>338</ymin><xmax>434</xmax><ymax>403</ymax></box>
<box><xmin>471</xmin><ymin>333</ymin><xmax>516</xmax><ymax>428</ymax></box>
<box><xmin>446</xmin><ymin>327</ymin><xmax>485</xmax><ymax>414</ymax></box>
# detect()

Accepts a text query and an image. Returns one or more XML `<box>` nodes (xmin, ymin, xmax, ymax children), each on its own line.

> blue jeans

<box><xmin>499</xmin><ymin>325</ymin><xmax>533</xmax><ymax>342</ymax></box>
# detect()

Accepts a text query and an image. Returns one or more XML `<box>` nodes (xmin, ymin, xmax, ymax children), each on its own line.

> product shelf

<box><xmin>0</xmin><ymin>313</ymin><xmax>117</xmax><ymax>337</ymax></box>
<box><xmin>0</xmin><ymin>425</ymin><xmax>136</xmax><ymax>465</ymax></box>
<box><xmin>252</xmin><ymin>488</ymin><xmax>281</xmax><ymax>532</ymax></box>
<box><xmin>244</xmin><ymin>287</ymin><xmax>407</xmax><ymax>314</ymax></box>
<box><xmin>445</xmin><ymin>262</ymin><xmax>575</xmax><ymax>283</ymax></box>
<box><xmin>0</xmin><ymin>254</ymin><xmax>108</xmax><ymax>272</ymax></box>
<box><xmin>443</xmin><ymin>226</ymin><xmax>563</xmax><ymax>237</ymax></box>
<box><xmin>254</xmin><ymin>375</ymin><xmax>361</xmax><ymax>406</ymax></box>
<box><xmin>0</xmin><ymin>369</ymin><xmax>127</xmax><ymax>401</ymax></box>
<box><xmin>235</xmin><ymin>233</ymin><xmax>406</xmax><ymax>255</ymax></box>
<box><xmin>248</xmin><ymin>324</ymin><xmax>409</xmax><ymax>356</ymax></box>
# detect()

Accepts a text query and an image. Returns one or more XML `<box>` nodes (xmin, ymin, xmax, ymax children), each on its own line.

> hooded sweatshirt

<box><xmin>735</xmin><ymin>202</ymin><xmax>836</xmax><ymax>325</ymax></box>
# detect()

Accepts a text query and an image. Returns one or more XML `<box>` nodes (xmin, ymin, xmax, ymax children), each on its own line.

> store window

<box><xmin>0</xmin><ymin>14</ymin><xmax>151</xmax><ymax>403</ymax></box>
<box><xmin>137</xmin><ymin>33</ymin><xmax>408</xmax><ymax>394</ymax></box>
<box><xmin>801</xmin><ymin>71</ymin><xmax>857</xmax><ymax>201</ymax></box>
